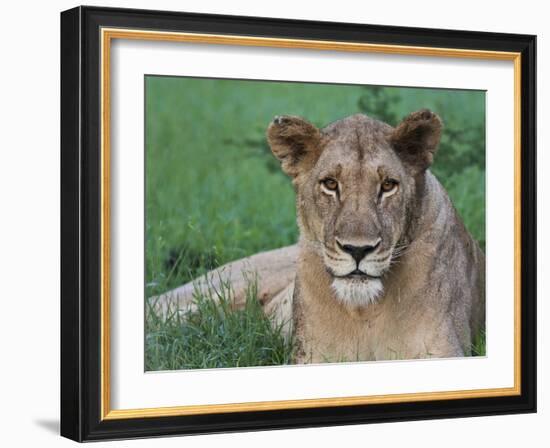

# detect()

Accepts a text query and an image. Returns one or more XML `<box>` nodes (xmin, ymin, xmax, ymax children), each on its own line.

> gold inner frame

<box><xmin>100</xmin><ymin>27</ymin><xmax>522</xmax><ymax>420</ymax></box>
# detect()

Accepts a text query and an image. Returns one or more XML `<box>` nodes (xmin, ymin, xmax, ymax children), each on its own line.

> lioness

<box><xmin>152</xmin><ymin>110</ymin><xmax>485</xmax><ymax>363</ymax></box>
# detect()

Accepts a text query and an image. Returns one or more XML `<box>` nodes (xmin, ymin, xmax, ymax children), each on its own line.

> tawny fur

<box><xmin>150</xmin><ymin>110</ymin><xmax>485</xmax><ymax>364</ymax></box>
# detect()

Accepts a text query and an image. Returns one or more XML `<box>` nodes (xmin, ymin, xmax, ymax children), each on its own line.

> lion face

<box><xmin>267</xmin><ymin>110</ymin><xmax>442</xmax><ymax>307</ymax></box>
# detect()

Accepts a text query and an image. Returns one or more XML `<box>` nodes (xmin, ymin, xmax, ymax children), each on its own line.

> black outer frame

<box><xmin>60</xmin><ymin>5</ymin><xmax>537</xmax><ymax>442</ymax></box>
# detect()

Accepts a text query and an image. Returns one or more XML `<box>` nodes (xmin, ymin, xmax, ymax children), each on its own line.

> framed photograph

<box><xmin>60</xmin><ymin>5</ymin><xmax>536</xmax><ymax>442</ymax></box>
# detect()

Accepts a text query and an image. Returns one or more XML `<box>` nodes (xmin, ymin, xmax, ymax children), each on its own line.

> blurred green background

<box><xmin>145</xmin><ymin>76</ymin><xmax>486</xmax><ymax>370</ymax></box>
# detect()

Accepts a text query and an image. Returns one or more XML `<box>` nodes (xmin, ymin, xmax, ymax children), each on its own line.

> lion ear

<box><xmin>267</xmin><ymin>115</ymin><xmax>322</xmax><ymax>178</ymax></box>
<box><xmin>390</xmin><ymin>109</ymin><xmax>442</xmax><ymax>172</ymax></box>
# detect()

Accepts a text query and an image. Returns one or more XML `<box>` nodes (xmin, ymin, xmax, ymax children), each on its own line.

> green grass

<box><xmin>145</xmin><ymin>77</ymin><xmax>486</xmax><ymax>370</ymax></box>
<box><xmin>471</xmin><ymin>329</ymin><xmax>487</xmax><ymax>357</ymax></box>
<box><xmin>146</xmin><ymin>277</ymin><xmax>294</xmax><ymax>370</ymax></box>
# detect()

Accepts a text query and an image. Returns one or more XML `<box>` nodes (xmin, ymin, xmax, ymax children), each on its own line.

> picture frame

<box><xmin>60</xmin><ymin>5</ymin><xmax>536</xmax><ymax>442</ymax></box>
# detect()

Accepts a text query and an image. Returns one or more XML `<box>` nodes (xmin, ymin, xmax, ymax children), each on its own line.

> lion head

<box><xmin>267</xmin><ymin>110</ymin><xmax>442</xmax><ymax>307</ymax></box>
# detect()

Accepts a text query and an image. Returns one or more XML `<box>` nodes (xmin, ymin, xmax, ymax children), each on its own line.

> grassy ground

<box><xmin>146</xmin><ymin>278</ymin><xmax>294</xmax><ymax>370</ymax></box>
<box><xmin>145</xmin><ymin>77</ymin><xmax>486</xmax><ymax>370</ymax></box>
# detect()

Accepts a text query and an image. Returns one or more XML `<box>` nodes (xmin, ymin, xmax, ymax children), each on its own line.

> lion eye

<box><xmin>381</xmin><ymin>179</ymin><xmax>398</xmax><ymax>193</ymax></box>
<box><xmin>321</xmin><ymin>178</ymin><xmax>339</xmax><ymax>192</ymax></box>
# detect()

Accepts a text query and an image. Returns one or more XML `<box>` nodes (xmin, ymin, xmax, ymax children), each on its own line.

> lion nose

<box><xmin>337</xmin><ymin>239</ymin><xmax>381</xmax><ymax>264</ymax></box>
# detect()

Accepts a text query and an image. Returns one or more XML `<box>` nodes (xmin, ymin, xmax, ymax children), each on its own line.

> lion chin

<box><xmin>331</xmin><ymin>277</ymin><xmax>384</xmax><ymax>307</ymax></box>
